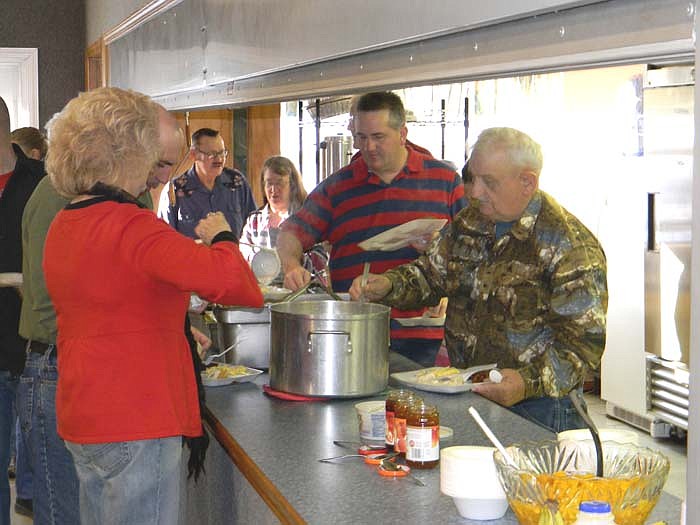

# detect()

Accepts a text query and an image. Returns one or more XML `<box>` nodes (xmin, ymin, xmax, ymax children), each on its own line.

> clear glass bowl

<box><xmin>493</xmin><ymin>439</ymin><xmax>670</xmax><ymax>525</ymax></box>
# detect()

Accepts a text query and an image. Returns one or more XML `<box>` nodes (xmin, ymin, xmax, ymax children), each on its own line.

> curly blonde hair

<box><xmin>46</xmin><ymin>87</ymin><xmax>161</xmax><ymax>198</ymax></box>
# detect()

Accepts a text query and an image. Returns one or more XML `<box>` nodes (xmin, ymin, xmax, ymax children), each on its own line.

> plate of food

<box><xmin>358</xmin><ymin>218</ymin><xmax>447</xmax><ymax>251</ymax></box>
<box><xmin>201</xmin><ymin>364</ymin><xmax>263</xmax><ymax>387</ymax></box>
<box><xmin>390</xmin><ymin>363</ymin><xmax>499</xmax><ymax>394</ymax></box>
<box><xmin>395</xmin><ymin>314</ymin><xmax>446</xmax><ymax>327</ymax></box>
<box><xmin>260</xmin><ymin>285</ymin><xmax>291</xmax><ymax>302</ymax></box>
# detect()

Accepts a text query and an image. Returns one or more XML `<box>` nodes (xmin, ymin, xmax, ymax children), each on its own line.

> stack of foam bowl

<box><xmin>557</xmin><ymin>428</ymin><xmax>639</xmax><ymax>446</ymax></box>
<box><xmin>440</xmin><ymin>446</ymin><xmax>509</xmax><ymax>520</ymax></box>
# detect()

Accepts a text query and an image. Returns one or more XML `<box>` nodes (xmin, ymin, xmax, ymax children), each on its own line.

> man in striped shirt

<box><xmin>278</xmin><ymin>92</ymin><xmax>466</xmax><ymax>366</ymax></box>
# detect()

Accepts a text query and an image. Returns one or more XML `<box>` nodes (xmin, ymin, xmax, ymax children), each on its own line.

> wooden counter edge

<box><xmin>202</xmin><ymin>405</ymin><xmax>307</xmax><ymax>525</ymax></box>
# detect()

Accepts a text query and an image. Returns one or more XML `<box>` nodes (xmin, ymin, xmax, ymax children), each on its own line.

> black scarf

<box><xmin>86</xmin><ymin>182</ymin><xmax>210</xmax><ymax>481</ymax></box>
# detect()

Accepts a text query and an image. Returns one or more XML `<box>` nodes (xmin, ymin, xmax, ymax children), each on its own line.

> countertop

<box><xmin>182</xmin><ymin>356</ymin><xmax>682</xmax><ymax>525</ymax></box>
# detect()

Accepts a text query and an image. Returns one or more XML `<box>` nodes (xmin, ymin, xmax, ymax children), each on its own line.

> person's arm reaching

<box><xmin>277</xmin><ymin>230</ymin><xmax>311</xmax><ymax>290</ymax></box>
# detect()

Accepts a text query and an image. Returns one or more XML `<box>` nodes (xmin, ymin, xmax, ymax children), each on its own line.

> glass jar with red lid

<box><xmin>405</xmin><ymin>401</ymin><xmax>440</xmax><ymax>469</ymax></box>
<box><xmin>393</xmin><ymin>391</ymin><xmax>421</xmax><ymax>456</ymax></box>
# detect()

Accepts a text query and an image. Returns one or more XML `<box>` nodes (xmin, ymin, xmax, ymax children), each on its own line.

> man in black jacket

<box><xmin>0</xmin><ymin>96</ymin><xmax>45</xmax><ymax>525</ymax></box>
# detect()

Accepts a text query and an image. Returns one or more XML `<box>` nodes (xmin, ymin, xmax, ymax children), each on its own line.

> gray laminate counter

<box><xmin>180</xmin><ymin>364</ymin><xmax>682</xmax><ymax>525</ymax></box>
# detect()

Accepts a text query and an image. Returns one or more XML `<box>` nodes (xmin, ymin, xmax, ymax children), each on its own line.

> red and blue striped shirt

<box><xmin>282</xmin><ymin>146</ymin><xmax>466</xmax><ymax>340</ymax></box>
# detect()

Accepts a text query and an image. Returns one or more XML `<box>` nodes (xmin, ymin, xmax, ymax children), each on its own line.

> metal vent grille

<box><xmin>646</xmin><ymin>354</ymin><xmax>689</xmax><ymax>431</ymax></box>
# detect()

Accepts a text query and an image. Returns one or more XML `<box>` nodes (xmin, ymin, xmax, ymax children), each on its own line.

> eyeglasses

<box><xmin>195</xmin><ymin>148</ymin><xmax>228</xmax><ymax>160</ymax></box>
<box><xmin>264</xmin><ymin>180</ymin><xmax>290</xmax><ymax>191</ymax></box>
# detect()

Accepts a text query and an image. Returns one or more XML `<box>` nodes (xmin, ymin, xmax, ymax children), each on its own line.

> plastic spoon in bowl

<box><xmin>467</xmin><ymin>406</ymin><xmax>518</xmax><ymax>468</ymax></box>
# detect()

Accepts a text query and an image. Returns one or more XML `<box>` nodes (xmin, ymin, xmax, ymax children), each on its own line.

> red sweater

<box><xmin>44</xmin><ymin>200</ymin><xmax>263</xmax><ymax>444</ymax></box>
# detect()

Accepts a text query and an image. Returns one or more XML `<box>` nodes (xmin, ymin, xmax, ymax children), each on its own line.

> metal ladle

<box><xmin>569</xmin><ymin>389</ymin><xmax>604</xmax><ymax>477</ymax></box>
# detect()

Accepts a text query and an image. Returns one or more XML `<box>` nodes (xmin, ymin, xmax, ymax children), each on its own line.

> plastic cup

<box><xmin>355</xmin><ymin>401</ymin><xmax>386</xmax><ymax>446</ymax></box>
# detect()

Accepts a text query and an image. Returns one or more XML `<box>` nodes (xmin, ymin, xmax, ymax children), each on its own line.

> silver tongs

<box><xmin>281</xmin><ymin>268</ymin><xmax>343</xmax><ymax>303</ymax></box>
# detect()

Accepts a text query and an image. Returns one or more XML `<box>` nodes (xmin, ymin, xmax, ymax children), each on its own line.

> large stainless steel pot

<box><xmin>269</xmin><ymin>300</ymin><xmax>391</xmax><ymax>397</ymax></box>
<box><xmin>212</xmin><ymin>293</ymin><xmax>351</xmax><ymax>370</ymax></box>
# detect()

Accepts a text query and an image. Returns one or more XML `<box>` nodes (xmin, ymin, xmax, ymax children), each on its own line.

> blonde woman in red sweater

<box><xmin>43</xmin><ymin>87</ymin><xmax>263</xmax><ymax>525</ymax></box>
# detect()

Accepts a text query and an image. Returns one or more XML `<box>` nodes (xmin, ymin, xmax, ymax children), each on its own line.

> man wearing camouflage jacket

<box><xmin>350</xmin><ymin>127</ymin><xmax>608</xmax><ymax>433</ymax></box>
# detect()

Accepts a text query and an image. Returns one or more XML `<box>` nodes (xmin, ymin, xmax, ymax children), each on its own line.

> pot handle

<box><xmin>307</xmin><ymin>330</ymin><xmax>352</xmax><ymax>353</ymax></box>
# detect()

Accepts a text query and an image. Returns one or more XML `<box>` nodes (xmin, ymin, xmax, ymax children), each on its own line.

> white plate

<box><xmin>201</xmin><ymin>365</ymin><xmax>263</xmax><ymax>387</ymax></box>
<box><xmin>390</xmin><ymin>364</ymin><xmax>497</xmax><ymax>394</ymax></box>
<box><xmin>395</xmin><ymin>315</ymin><xmax>446</xmax><ymax>327</ymax></box>
<box><xmin>358</xmin><ymin>218</ymin><xmax>448</xmax><ymax>251</ymax></box>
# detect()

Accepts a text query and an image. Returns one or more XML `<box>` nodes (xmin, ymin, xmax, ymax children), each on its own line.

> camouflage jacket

<box><xmin>382</xmin><ymin>190</ymin><xmax>608</xmax><ymax>399</ymax></box>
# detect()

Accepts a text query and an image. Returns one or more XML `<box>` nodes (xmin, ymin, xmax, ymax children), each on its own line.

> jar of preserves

<box><xmin>385</xmin><ymin>389</ymin><xmax>409</xmax><ymax>448</ymax></box>
<box><xmin>405</xmin><ymin>401</ymin><xmax>440</xmax><ymax>469</ymax></box>
<box><xmin>393</xmin><ymin>391</ymin><xmax>421</xmax><ymax>456</ymax></box>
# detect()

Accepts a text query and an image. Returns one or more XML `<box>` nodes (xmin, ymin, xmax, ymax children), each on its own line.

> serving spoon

<box><xmin>203</xmin><ymin>341</ymin><xmax>239</xmax><ymax>366</ymax></box>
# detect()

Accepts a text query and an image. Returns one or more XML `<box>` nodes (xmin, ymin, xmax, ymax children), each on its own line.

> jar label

<box><xmin>385</xmin><ymin>410</ymin><xmax>395</xmax><ymax>445</ymax></box>
<box><xmin>394</xmin><ymin>417</ymin><xmax>407</xmax><ymax>453</ymax></box>
<box><xmin>405</xmin><ymin>425</ymin><xmax>439</xmax><ymax>462</ymax></box>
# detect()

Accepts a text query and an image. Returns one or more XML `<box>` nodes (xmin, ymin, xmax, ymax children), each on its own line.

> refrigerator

<box><xmin>603</xmin><ymin>65</ymin><xmax>693</xmax><ymax>435</ymax></box>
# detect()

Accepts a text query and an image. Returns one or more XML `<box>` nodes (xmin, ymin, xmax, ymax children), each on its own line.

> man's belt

<box><xmin>28</xmin><ymin>341</ymin><xmax>57</xmax><ymax>356</ymax></box>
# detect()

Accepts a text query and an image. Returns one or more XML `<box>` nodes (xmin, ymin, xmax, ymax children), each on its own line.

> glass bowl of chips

<box><xmin>493</xmin><ymin>439</ymin><xmax>669</xmax><ymax>525</ymax></box>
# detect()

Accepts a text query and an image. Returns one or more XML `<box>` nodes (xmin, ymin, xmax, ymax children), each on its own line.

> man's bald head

<box><xmin>146</xmin><ymin>106</ymin><xmax>184</xmax><ymax>188</ymax></box>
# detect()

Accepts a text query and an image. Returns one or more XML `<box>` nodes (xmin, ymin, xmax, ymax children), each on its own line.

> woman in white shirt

<box><xmin>240</xmin><ymin>156</ymin><xmax>327</xmax><ymax>281</ymax></box>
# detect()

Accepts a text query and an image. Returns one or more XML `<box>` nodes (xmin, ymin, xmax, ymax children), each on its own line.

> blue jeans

<box><xmin>65</xmin><ymin>436</ymin><xmax>182</xmax><ymax>525</ymax></box>
<box><xmin>0</xmin><ymin>370</ymin><xmax>18</xmax><ymax>525</ymax></box>
<box><xmin>17</xmin><ymin>348</ymin><xmax>79</xmax><ymax>524</ymax></box>
<box><xmin>509</xmin><ymin>390</ymin><xmax>587</xmax><ymax>433</ymax></box>
<box><xmin>14</xmin><ymin>417</ymin><xmax>32</xmax><ymax>500</ymax></box>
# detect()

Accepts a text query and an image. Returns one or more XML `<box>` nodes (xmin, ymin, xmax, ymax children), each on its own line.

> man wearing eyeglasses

<box><xmin>165</xmin><ymin>127</ymin><xmax>256</xmax><ymax>239</ymax></box>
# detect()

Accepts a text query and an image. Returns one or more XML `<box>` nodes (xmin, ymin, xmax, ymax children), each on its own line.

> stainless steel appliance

<box><xmin>604</xmin><ymin>64</ymin><xmax>693</xmax><ymax>435</ymax></box>
<box><xmin>320</xmin><ymin>135</ymin><xmax>353</xmax><ymax>180</ymax></box>
<box><xmin>269</xmin><ymin>300</ymin><xmax>390</xmax><ymax>397</ymax></box>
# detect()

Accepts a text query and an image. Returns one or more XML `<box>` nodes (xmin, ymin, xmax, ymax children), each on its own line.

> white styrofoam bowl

<box><xmin>440</xmin><ymin>446</ymin><xmax>508</xmax><ymax>520</ymax></box>
<box><xmin>452</xmin><ymin>496</ymin><xmax>509</xmax><ymax>521</ymax></box>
